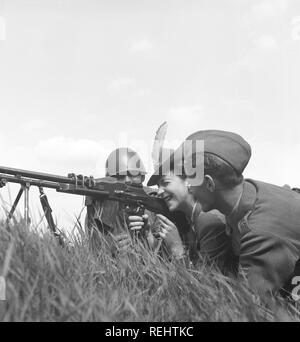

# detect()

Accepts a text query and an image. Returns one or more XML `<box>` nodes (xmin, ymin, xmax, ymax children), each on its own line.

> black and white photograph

<box><xmin>1</xmin><ymin>0</ymin><xmax>300</xmax><ymax>324</ymax></box>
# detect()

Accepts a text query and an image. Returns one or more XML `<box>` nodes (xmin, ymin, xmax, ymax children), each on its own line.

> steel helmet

<box><xmin>105</xmin><ymin>147</ymin><xmax>147</xmax><ymax>177</ymax></box>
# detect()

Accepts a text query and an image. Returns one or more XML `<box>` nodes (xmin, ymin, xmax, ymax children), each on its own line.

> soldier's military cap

<box><xmin>147</xmin><ymin>130</ymin><xmax>251</xmax><ymax>186</ymax></box>
<box><xmin>184</xmin><ymin>130</ymin><xmax>252</xmax><ymax>175</ymax></box>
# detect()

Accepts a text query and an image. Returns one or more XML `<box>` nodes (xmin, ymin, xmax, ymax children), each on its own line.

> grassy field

<box><xmin>0</xmin><ymin>219</ymin><xmax>299</xmax><ymax>322</ymax></box>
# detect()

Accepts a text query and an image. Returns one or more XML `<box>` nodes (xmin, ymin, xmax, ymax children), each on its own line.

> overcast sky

<box><xmin>0</xmin><ymin>0</ymin><xmax>300</xmax><ymax>230</ymax></box>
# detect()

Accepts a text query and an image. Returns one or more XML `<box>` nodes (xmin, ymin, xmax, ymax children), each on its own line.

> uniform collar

<box><xmin>226</xmin><ymin>180</ymin><xmax>257</xmax><ymax>226</ymax></box>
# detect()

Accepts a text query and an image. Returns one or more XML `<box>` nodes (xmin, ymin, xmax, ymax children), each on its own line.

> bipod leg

<box><xmin>24</xmin><ymin>183</ymin><xmax>31</xmax><ymax>228</ymax></box>
<box><xmin>6</xmin><ymin>186</ymin><xmax>24</xmax><ymax>225</ymax></box>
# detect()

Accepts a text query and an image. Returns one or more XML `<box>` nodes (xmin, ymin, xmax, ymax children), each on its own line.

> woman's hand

<box><xmin>156</xmin><ymin>214</ymin><xmax>185</xmax><ymax>259</ymax></box>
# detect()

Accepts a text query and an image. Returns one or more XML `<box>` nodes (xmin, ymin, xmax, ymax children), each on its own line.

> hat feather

<box><xmin>151</xmin><ymin>121</ymin><xmax>168</xmax><ymax>169</ymax></box>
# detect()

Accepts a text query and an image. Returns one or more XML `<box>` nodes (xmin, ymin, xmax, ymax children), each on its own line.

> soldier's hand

<box><xmin>114</xmin><ymin>233</ymin><xmax>133</xmax><ymax>254</ymax></box>
<box><xmin>128</xmin><ymin>215</ymin><xmax>144</xmax><ymax>232</ymax></box>
<box><xmin>128</xmin><ymin>214</ymin><xmax>158</xmax><ymax>248</ymax></box>
<box><xmin>128</xmin><ymin>214</ymin><xmax>151</xmax><ymax>235</ymax></box>
<box><xmin>0</xmin><ymin>180</ymin><xmax>5</xmax><ymax>188</ymax></box>
<box><xmin>156</xmin><ymin>214</ymin><xmax>185</xmax><ymax>259</ymax></box>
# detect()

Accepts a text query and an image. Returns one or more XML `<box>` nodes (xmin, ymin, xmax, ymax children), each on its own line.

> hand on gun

<box><xmin>156</xmin><ymin>214</ymin><xmax>185</xmax><ymax>260</ymax></box>
<box><xmin>128</xmin><ymin>214</ymin><xmax>148</xmax><ymax>236</ymax></box>
<box><xmin>114</xmin><ymin>214</ymin><xmax>155</xmax><ymax>254</ymax></box>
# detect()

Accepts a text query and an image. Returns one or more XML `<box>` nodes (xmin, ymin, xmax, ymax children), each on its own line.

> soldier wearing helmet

<box><xmin>85</xmin><ymin>147</ymin><xmax>158</xmax><ymax>255</ymax></box>
<box><xmin>105</xmin><ymin>147</ymin><xmax>147</xmax><ymax>183</ymax></box>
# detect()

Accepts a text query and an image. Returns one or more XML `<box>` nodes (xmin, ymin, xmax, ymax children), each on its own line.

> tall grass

<box><xmin>0</xmin><ymin>219</ymin><xmax>299</xmax><ymax>322</ymax></box>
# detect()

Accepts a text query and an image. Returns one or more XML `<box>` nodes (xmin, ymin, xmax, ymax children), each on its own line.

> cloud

<box><xmin>107</xmin><ymin>78</ymin><xmax>137</xmax><ymax>93</ymax></box>
<box><xmin>0</xmin><ymin>142</ymin><xmax>35</xmax><ymax>170</ymax></box>
<box><xmin>168</xmin><ymin>105</ymin><xmax>204</xmax><ymax>125</ymax></box>
<box><xmin>254</xmin><ymin>34</ymin><xmax>278</xmax><ymax>49</ymax></box>
<box><xmin>133</xmin><ymin>88</ymin><xmax>151</xmax><ymax>97</ymax></box>
<box><xmin>22</xmin><ymin>119</ymin><xmax>45</xmax><ymax>132</ymax></box>
<box><xmin>130</xmin><ymin>39</ymin><xmax>153</xmax><ymax>53</ymax></box>
<box><xmin>0</xmin><ymin>16</ymin><xmax>6</xmax><ymax>41</ymax></box>
<box><xmin>230</xmin><ymin>33</ymin><xmax>279</xmax><ymax>73</ymax></box>
<box><xmin>164</xmin><ymin>106</ymin><xmax>205</xmax><ymax>147</ymax></box>
<box><xmin>234</xmin><ymin>0</ymin><xmax>290</xmax><ymax>72</ymax></box>
<box><xmin>34</xmin><ymin>136</ymin><xmax>114</xmax><ymax>175</ymax></box>
<box><xmin>252</xmin><ymin>0</ymin><xmax>289</xmax><ymax>18</ymax></box>
<box><xmin>245</xmin><ymin>139</ymin><xmax>300</xmax><ymax>187</ymax></box>
<box><xmin>107</xmin><ymin>77</ymin><xmax>151</xmax><ymax>97</ymax></box>
<box><xmin>291</xmin><ymin>16</ymin><xmax>300</xmax><ymax>41</ymax></box>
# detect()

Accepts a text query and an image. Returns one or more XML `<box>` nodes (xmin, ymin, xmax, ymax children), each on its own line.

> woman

<box><xmin>151</xmin><ymin>171</ymin><xmax>236</xmax><ymax>273</ymax></box>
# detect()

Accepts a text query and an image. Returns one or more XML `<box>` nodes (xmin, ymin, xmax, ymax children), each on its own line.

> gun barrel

<box><xmin>0</xmin><ymin>173</ymin><xmax>60</xmax><ymax>190</ymax></box>
<box><xmin>57</xmin><ymin>184</ymin><xmax>110</xmax><ymax>197</ymax></box>
<box><xmin>0</xmin><ymin>166</ymin><xmax>73</xmax><ymax>184</ymax></box>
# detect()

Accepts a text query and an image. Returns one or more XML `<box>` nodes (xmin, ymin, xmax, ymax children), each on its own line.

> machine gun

<box><xmin>0</xmin><ymin>165</ymin><xmax>189</xmax><ymax>242</ymax></box>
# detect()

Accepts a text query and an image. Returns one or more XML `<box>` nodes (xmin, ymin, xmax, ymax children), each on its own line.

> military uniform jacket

<box><xmin>190</xmin><ymin>209</ymin><xmax>235</xmax><ymax>274</ymax></box>
<box><xmin>226</xmin><ymin>179</ymin><xmax>300</xmax><ymax>295</ymax></box>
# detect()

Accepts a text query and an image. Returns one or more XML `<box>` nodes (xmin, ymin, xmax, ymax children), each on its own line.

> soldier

<box><xmin>85</xmin><ymin>147</ymin><xmax>158</xmax><ymax>255</ymax></box>
<box><xmin>163</xmin><ymin>130</ymin><xmax>300</xmax><ymax>298</ymax></box>
<box><xmin>147</xmin><ymin>149</ymin><xmax>235</xmax><ymax>272</ymax></box>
